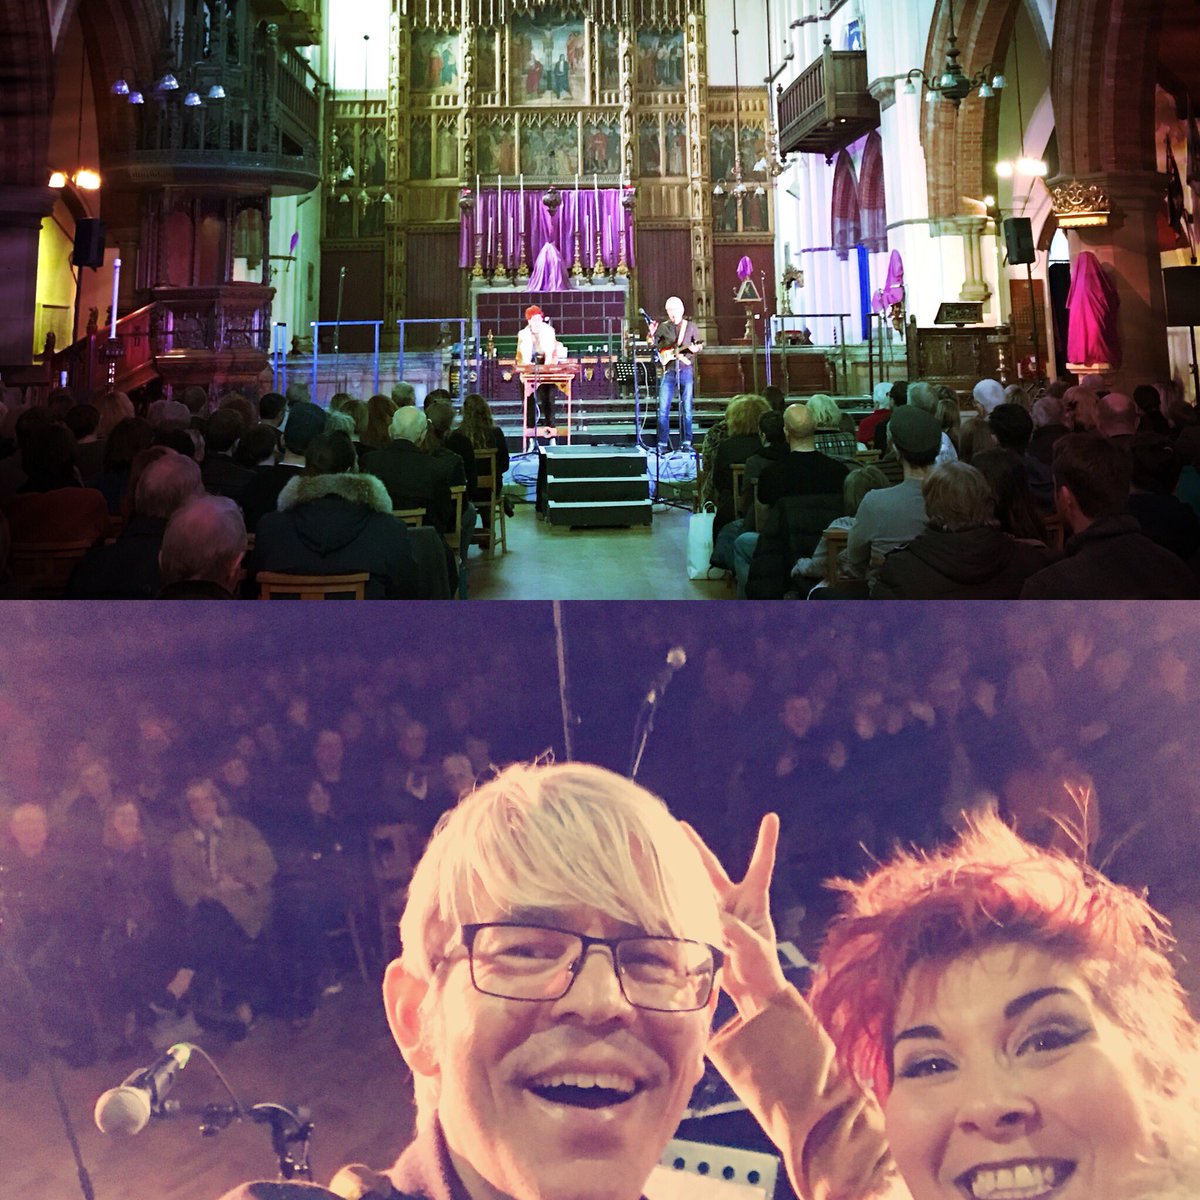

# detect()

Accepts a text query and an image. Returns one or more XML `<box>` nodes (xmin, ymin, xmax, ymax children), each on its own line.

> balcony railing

<box><xmin>778</xmin><ymin>45</ymin><xmax>879</xmax><ymax>161</ymax></box>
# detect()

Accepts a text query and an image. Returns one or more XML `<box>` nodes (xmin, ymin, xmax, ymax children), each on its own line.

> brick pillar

<box><xmin>0</xmin><ymin>184</ymin><xmax>57</xmax><ymax>364</ymax></box>
<box><xmin>1057</xmin><ymin>171</ymin><xmax>1171</xmax><ymax>389</ymax></box>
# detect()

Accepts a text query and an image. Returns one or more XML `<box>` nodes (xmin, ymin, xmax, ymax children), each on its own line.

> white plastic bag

<box><xmin>687</xmin><ymin>505</ymin><xmax>722</xmax><ymax>580</ymax></box>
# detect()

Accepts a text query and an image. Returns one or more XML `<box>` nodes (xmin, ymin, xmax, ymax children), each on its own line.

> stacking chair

<box><xmin>256</xmin><ymin>571</ymin><xmax>369</xmax><ymax>599</ymax></box>
<box><xmin>10</xmin><ymin>540</ymin><xmax>96</xmax><ymax>597</ymax></box>
<box><xmin>393</xmin><ymin>507</ymin><xmax>426</xmax><ymax>528</ymax></box>
<box><xmin>471</xmin><ymin>447</ymin><xmax>507</xmax><ymax>557</ymax></box>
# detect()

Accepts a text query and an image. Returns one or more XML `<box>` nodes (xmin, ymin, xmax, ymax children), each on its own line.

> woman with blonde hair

<box><xmin>807</xmin><ymin>393</ymin><xmax>858</xmax><ymax>461</ymax></box>
<box><xmin>96</xmin><ymin>391</ymin><xmax>135</xmax><ymax>440</ymax></box>
<box><xmin>713</xmin><ymin>393</ymin><xmax>771</xmax><ymax>536</ymax></box>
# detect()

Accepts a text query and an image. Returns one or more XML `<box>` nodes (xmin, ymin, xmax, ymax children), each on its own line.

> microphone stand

<box><xmin>628</xmin><ymin>690</ymin><xmax>660</xmax><ymax>781</ymax></box>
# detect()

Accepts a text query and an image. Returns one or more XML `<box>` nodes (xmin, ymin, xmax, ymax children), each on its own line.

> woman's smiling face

<box><xmin>884</xmin><ymin>943</ymin><xmax>1154</xmax><ymax>1200</ymax></box>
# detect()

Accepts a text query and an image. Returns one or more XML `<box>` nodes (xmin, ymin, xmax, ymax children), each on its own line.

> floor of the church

<box><xmin>467</xmin><ymin>497</ymin><xmax>733</xmax><ymax>600</ymax></box>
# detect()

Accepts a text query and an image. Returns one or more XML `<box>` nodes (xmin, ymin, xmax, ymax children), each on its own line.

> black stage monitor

<box><xmin>1163</xmin><ymin>266</ymin><xmax>1200</xmax><ymax>328</ymax></box>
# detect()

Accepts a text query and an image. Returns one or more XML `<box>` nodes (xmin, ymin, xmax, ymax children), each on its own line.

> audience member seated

<box><xmin>1126</xmin><ymin>434</ymin><xmax>1200</xmax><ymax>563</ymax></box>
<box><xmin>201</xmin><ymin>408</ymin><xmax>255</xmax><ymax>502</ymax></box>
<box><xmin>1133</xmin><ymin>384</ymin><xmax>1171</xmax><ymax>437</ymax></box>
<box><xmin>90</xmin><ymin>416</ymin><xmax>153</xmax><ymax>514</ymax></box>
<box><xmin>153</xmin><ymin>423</ymin><xmax>201</xmax><ymax>460</ymax></box>
<box><xmin>935</xmin><ymin>392</ymin><xmax>962</xmax><ymax>455</ymax></box>
<box><xmin>1063</xmin><ymin>383</ymin><xmax>1099</xmax><ymax>431</ymax></box>
<box><xmin>95</xmin><ymin>799</ymin><xmax>187</xmax><ymax>1054</ymax></box>
<box><xmin>987</xmin><ymin>402</ymin><xmax>1053</xmax><ymax>509</ymax></box>
<box><xmin>232</xmin><ymin>423</ymin><xmax>280</xmax><ymax>471</ymax></box>
<box><xmin>736</xmin><ymin>403</ymin><xmax>850</xmax><ymax>599</ymax></box>
<box><xmin>972</xmin><ymin>378</ymin><xmax>1005</xmax><ymax>419</ymax></box>
<box><xmin>252</xmin><ymin>430</ymin><xmax>422</xmax><ymax>599</ymax></box>
<box><xmin>177</xmin><ymin>384</ymin><xmax>209</xmax><ymax>421</ymax></box>
<box><xmin>807</xmin><ymin>393</ymin><xmax>858</xmax><ymax>461</ymax></box>
<box><xmin>712</xmin><ymin>394</ymin><xmax>770</xmax><ymax>539</ymax></box>
<box><xmin>363</xmin><ymin>406</ymin><xmax>455</xmax><ymax>534</ymax></box>
<box><xmin>710</xmin><ymin>409</ymin><xmax>788</xmax><ymax>569</ymax></box>
<box><xmin>96</xmin><ymin>390</ymin><xmax>136</xmax><ymax>441</ymax></box>
<box><xmin>258</xmin><ymin>391</ymin><xmax>286</xmax><ymax>446</ymax></box>
<box><xmin>362</xmin><ymin>393</ymin><xmax>399</xmax><ymax>453</ymax></box>
<box><xmin>1096</xmin><ymin>390</ymin><xmax>1139</xmax><ymax>447</ymax></box>
<box><xmin>390</xmin><ymin>381</ymin><xmax>417</xmax><ymax>408</ymax></box>
<box><xmin>0</xmin><ymin>405</ymin><xmax>51</xmax><ymax>502</ymax></box>
<box><xmin>169</xmin><ymin>778</ymin><xmax>277</xmax><ymax>1036</ymax></box>
<box><xmin>857</xmin><ymin>381</ymin><xmax>894</xmax><ymax>447</ymax></box>
<box><xmin>0</xmin><ymin>803</ymin><xmax>98</xmax><ymax>1073</ymax></box>
<box><xmin>67</xmin><ymin>450</ymin><xmax>204</xmax><ymax>598</ymax></box>
<box><xmin>872</xmin><ymin>380</ymin><xmax>907</xmax><ymax>452</ymax></box>
<box><xmin>872</xmin><ymin>461</ymin><xmax>1048</xmax><ymax>599</ymax></box>
<box><xmin>1020</xmin><ymin>433</ymin><xmax>1200</xmax><ymax>598</ymax></box>
<box><xmin>2</xmin><ymin>423</ymin><xmax>110</xmax><ymax>546</ymax></box>
<box><xmin>792</xmin><ymin>465</ymin><xmax>889</xmax><ymax>592</ymax></box>
<box><xmin>147</xmin><ymin>398</ymin><xmax>191</xmax><ymax>429</ymax></box>
<box><xmin>458</xmin><ymin>392</ymin><xmax>511</xmax><ymax>503</ymax></box>
<box><xmin>425</xmin><ymin>388</ymin><xmax>476</xmax><ymax>482</ymax></box>
<box><xmin>1028</xmin><ymin>392</ymin><xmax>1070</xmax><ymax>466</ymax></box>
<box><xmin>971</xmin><ymin>447</ymin><xmax>1049</xmax><ymax>544</ymax></box>
<box><xmin>240</xmin><ymin>400</ymin><xmax>327</xmax><ymax>532</ymax></box>
<box><xmin>841</xmin><ymin>405</ymin><xmax>941</xmax><ymax>590</ymax></box>
<box><xmin>908</xmin><ymin>381</ymin><xmax>958</xmax><ymax>464</ymax></box>
<box><xmin>65</xmin><ymin>404</ymin><xmax>105</xmax><ymax>482</ymax></box>
<box><xmin>156</xmin><ymin>494</ymin><xmax>248</xmax><ymax>599</ymax></box>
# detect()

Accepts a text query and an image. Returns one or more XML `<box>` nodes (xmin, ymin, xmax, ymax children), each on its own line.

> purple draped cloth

<box><xmin>1067</xmin><ymin>250</ymin><xmax>1122</xmax><ymax>371</ymax></box>
<box><xmin>459</xmin><ymin>188</ymin><xmax>635</xmax><ymax>275</ymax></box>
<box><xmin>872</xmin><ymin>250</ymin><xmax>904</xmax><ymax>313</ymax></box>
<box><xmin>528</xmin><ymin>241</ymin><xmax>570</xmax><ymax>292</ymax></box>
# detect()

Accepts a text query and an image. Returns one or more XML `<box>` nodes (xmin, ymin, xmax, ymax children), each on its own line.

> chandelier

<box><xmin>903</xmin><ymin>0</ymin><xmax>1006</xmax><ymax>107</ymax></box>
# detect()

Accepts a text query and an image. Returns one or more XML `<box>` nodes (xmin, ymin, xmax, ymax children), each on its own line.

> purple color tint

<box><xmin>1067</xmin><ymin>250</ymin><xmax>1122</xmax><ymax>371</ymax></box>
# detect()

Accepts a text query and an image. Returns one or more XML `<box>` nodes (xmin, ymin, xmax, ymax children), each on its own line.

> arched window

<box><xmin>831</xmin><ymin>149</ymin><xmax>861</xmax><ymax>261</ymax></box>
<box><xmin>858</xmin><ymin>131</ymin><xmax>888</xmax><ymax>255</ymax></box>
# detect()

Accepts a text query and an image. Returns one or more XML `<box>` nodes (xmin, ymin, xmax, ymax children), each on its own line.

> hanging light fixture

<box><xmin>207</xmin><ymin>84</ymin><xmax>226</xmax><ymax>100</ymax></box>
<box><xmin>157</xmin><ymin>73</ymin><xmax>179</xmax><ymax>91</ymax></box>
<box><xmin>902</xmin><ymin>0</ymin><xmax>1005</xmax><ymax>108</ymax></box>
<box><xmin>183</xmin><ymin>91</ymin><xmax>203</xmax><ymax>107</ymax></box>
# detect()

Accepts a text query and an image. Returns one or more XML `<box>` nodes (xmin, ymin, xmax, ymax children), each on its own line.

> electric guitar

<box><xmin>641</xmin><ymin>308</ymin><xmax>703</xmax><ymax>366</ymax></box>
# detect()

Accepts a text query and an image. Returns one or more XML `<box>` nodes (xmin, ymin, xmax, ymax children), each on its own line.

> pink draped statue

<box><xmin>1067</xmin><ymin>251</ymin><xmax>1122</xmax><ymax>372</ymax></box>
<box><xmin>528</xmin><ymin>241</ymin><xmax>571</xmax><ymax>293</ymax></box>
<box><xmin>872</xmin><ymin>250</ymin><xmax>904</xmax><ymax>313</ymax></box>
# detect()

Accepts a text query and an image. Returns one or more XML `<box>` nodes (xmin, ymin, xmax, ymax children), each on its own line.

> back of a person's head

<box><xmin>178</xmin><ymin>385</ymin><xmax>209</xmax><ymax>415</ymax></box>
<box><xmin>147</xmin><ymin>398</ymin><xmax>191</xmax><ymax>428</ymax></box>
<box><xmin>922</xmin><ymin>461</ymin><xmax>995</xmax><ymax>531</ymax></box>
<box><xmin>390</xmin><ymin>405</ymin><xmax>429</xmax><ymax>443</ymax></box>
<box><xmin>304</xmin><ymin>430</ymin><xmax>358</xmax><ymax>476</ymax></box>
<box><xmin>935</xmin><ymin>396</ymin><xmax>961</xmax><ymax>439</ymax></box>
<box><xmin>1168</xmin><ymin>398</ymin><xmax>1198</xmax><ymax>429</ymax></box>
<box><xmin>425</xmin><ymin>388</ymin><xmax>453</xmax><ymax>409</ymax></box>
<box><xmin>365</xmin><ymin>394</ymin><xmax>399</xmax><ymax>446</ymax></box>
<box><xmin>427</xmin><ymin>398</ymin><xmax>454</xmax><ymax>436</ymax></box>
<box><xmin>103</xmin><ymin>417</ymin><xmax>153</xmax><ymax>471</ymax></box>
<box><xmin>324</xmin><ymin>410</ymin><xmax>357</xmax><ymax>439</ymax></box>
<box><xmin>1004</xmin><ymin>384</ymin><xmax>1031</xmax><ymax>411</ymax></box>
<box><xmin>283</xmin><ymin>401</ymin><xmax>327</xmax><ymax>456</ymax></box>
<box><xmin>725</xmin><ymin>393</ymin><xmax>770</xmax><ymax>436</ymax></box>
<box><xmin>907</xmin><ymin>381</ymin><xmax>939</xmax><ymax>414</ymax></box>
<box><xmin>1130</xmin><ymin>434</ymin><xmax>1182</xmax><ymax>495</ymax></box>
<box><xmin>889</xmin><ymin>379</ymin><xmax>909</xmax><ymax>408</ymax></box>
<box><xmin>1032</xmin><ymin>395</ymin><xmax>1064</xmax><ymax>428</ymax></box>
<box><xmin>783</xmin><ymin>402</ymin><xmax>816</xmax><ymax>443</ymax></box>
<box><xmin>1046</xmin><ymin>380</ymin><xmax>1070</xmax><ymax>400</ymax></box>
<box><xmin>988</xmin><ymin>403</ymin><xmax>1035</xmax><ymax>451</ymax></box>
<box><xmin>46</xmin><ymin>387</ymin><xmax>74</xmax><ymax>420</ymax></box>
<box><xmin>97</xmin><ymin>391</ymin><xmax>136</xmax><ymax>439</ymax></box>
<box><xmin>1063</xmin><ymin>385</ymin><xmax>1099</xmax><ymax>430</ymax></box>
<box><xmin>218</xmin><ymin>392</ymin><xmax>257</xmax><ymax>428</ymax></box>
<box><xmin>284</xmin><ymin>381</ymin><xmax>311</xmax><ymax>408</ymax></box>
<box><xmin>206</xmin><ymin>407</ymin><xmax>246</xmax><ymax>453</ymax></box>
<box><xmin>14</xmin><ymin>405</ymin><xmax>52</xmax><ymax>448</ymax></box>
<box><xmin>762</xmin><ymin>385</ymin><xmax>787</xmax><ymax>414</ymax></box>
<box><xmin>1133</xmin><ymin>384</ymin><xmax>1163</xmax><ymax>415</ymax></box>
<box><xmin>258</xmin><ymin>392</ymin><xmax>286</xmax><ymax>423</ymax></box>
<box><xmin>328</xmin><ymin>392</ymin><xmax>355</xmax><ymax>414</ymax></box>
<box><xmin>234</xmin><ymin>423</ymin><xmax>279</xmax><ymax>468</ymax></box>
<box><xmin>972</xmin><ymin>447</ymin><xmax>1046</xmax><ymax>542</ymax></box>
<box><xmin>64</xmin><ymin>404</ymin><xmax>99</xmax><ymax>441</ymax></box>
<box><xmin>22</xmin><ymin>422</ymin><xmax>77</xmax><ymax>482</ymax></box>
<box><xmin>1053</xmin><ymin>433</ymin><xmax>1132</xmax><ymax>519</ymax></box>
<box><xmin>758</xmin><ymin>410</ymin><xmax>786</xmax><ymax>446</ymax></box>
<box><xmin>159</xmin><ymin>494</ymin><xmax>247</xmax><ymax>586</ymax></box>
<box><xmin>844</xmin><ymin>465</ymin><xmax>889</xmax><ymax>516</ymax></box>
<box><xmin>1097</xmin><ymin>392</ymin><xmax>1139</xmax><ymax>437</ymax></box>
<box><xmin>153</xmin><ymin>426</ymin><xmax>197</xmax><ymax>458</ymax></box>
<box><xmin>390</xmin><ymin>381</ymin><xmax>417</xmax><ymax>408</ymax></box>
<box><xmin>134</xmin><ymin>450</ymin><xmax>204</xmax><ymax>520</ymax></box>
<box><xmin>806</xmin><ymin>393</ymin><xmax>842</xmax><ymax>431</ymax></box>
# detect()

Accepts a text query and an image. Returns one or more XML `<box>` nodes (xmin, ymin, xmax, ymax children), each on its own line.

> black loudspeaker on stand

<box><xmin>1003</xmin><ymin>217</ymin><xmax>1036</xmax><ymax>266</ymax></box>
<box><xmin>1164</xmin><ymin>266</ymin><xmax>1200</xmax><ymax>399</ymax></box>
<box><xmin>72</xmin><ymin>219</ymin><xmax>106</xmax><ymax>269</ymax></box>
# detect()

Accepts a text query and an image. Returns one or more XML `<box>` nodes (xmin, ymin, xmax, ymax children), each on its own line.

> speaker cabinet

<box><xmin>1002</xmin><ymin>217</ymin><xmax>1036</xmax><ymax>266</ymax></box>
<box><xmin>72</xmin><ymin>218</ymin><xmax>106</xmax><ymax>269</ymax></box>
<box><xmin>1163</xmin><ymin>266</ymin><xmax>1200</xmax><ymax>328</ymax></box>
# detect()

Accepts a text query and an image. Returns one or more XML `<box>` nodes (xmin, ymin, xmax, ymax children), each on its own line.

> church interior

<box><xmin>2</xmin><ymin>0</ymin><xmax>1200</xmax><ymax>599</ymax></box>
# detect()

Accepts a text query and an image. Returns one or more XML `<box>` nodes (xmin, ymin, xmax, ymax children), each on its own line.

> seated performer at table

<box><xmin>516</xmin><ymin>305</ymin><xmax>568</xmax><ymax>433</ymax></box>
<box><xmin>655</xmin><ymin>296</ymin><xmax>703</xmax><ymax>452</ymax></box>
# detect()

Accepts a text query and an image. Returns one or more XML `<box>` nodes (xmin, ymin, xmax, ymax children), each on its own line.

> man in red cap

<box><xmin>516</xmin><ymin>306</ymin><xmax>567</xmax><ymax>437</ymax></box>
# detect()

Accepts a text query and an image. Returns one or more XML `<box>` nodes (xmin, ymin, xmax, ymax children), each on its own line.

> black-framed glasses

<box><xmin>460</xmin><ymin>922</ymin><xmax>723</xmax><ymax>1013</ymax></box>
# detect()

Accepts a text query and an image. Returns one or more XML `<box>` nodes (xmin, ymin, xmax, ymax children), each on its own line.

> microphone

<box><xmin>94</xmin><ymin>1043</ymin><xmax>192</xmax><ymax>1136</ymax></box>
<box><xmin>645</xmin><ymin>646</ymin><xmax>687</xmax><ymax>705</ymax></box>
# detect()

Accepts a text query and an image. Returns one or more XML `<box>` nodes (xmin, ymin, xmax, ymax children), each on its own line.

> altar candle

<box><xmin>110</xmin><ymin>258</ymin><xmax>121</xmax><ymax>338</ymax></box>
<box><xmin>519</xmin><ymin>172</ymin><xmax>524</xmax><ymax>234</ymax></box>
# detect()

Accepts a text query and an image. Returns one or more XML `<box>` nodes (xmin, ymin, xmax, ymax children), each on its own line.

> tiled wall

<box><xmin>476</xmin><ymin>288</ymin><xmax>627</xmax><ymax>339</ymax></box>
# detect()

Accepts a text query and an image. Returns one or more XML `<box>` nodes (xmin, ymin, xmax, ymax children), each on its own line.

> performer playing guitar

<box><xmin>652</xmin><ymin>296</ymin><xmax>703</xmax><ymax>451</ymax></box>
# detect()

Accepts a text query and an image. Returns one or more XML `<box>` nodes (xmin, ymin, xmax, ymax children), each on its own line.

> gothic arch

<box><xmin>831</xmin><ymin>149</ymin><xmax>861</xmax><ymax>261</ymax></box>
<box><xmin>859</xmin><ymin>131</ymin><xmax>887</xmax><ymax>254</ymax></box>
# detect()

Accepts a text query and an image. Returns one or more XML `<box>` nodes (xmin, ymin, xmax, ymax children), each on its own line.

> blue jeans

<box><xmin>657</xmin><ymin>364</ymin><xmax>694</xmax><ymax>448</ymax></box>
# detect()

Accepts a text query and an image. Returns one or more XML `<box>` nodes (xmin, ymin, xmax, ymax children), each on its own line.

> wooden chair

<box><xmin>822</xmin><ymin>527</ymin><xmax>850</xmax><ymax>586</ymax></box>
<box><xmin>854</xmin><ymin>448</ymin><xmax>882</xmax><ymax>465</ymax></box>
<box><xmin>470</xmin><ymin>447</ymin><xmax>507</xmax><ymax>557</ymax></box>
<box><xmin>443</xmin><ymin>485</ymin><xmax>467</xmax><ymax>554</ymax></box>
<box><xmin>256</xmin><ymin>571</ymin><xmax>370</xmax><ymax>599</ymax></box>
<box><xmin>10</xmin><ymin>540</ymin><xmax>96</xmax><ymax>597</ymax></box>
<box><xmin>325</xmin><ymin>905</ymin><xmax>372</xmax><ymax>984</ymax></box>
<box><xmin>369</xmin><ymin>823</ymin><xmax>421</xmax><ymax>961</ymax></box>
<box><xmin>1043</xmin><ymin>513</ymin><xmax>1066</xmax><ymax>551</ymax></box>
<box><xmin>393</xmin><ymin>507</ymin><xmax>426</xmax><ymax>527</ymax></box>
<box><xmin>730</xmin><ymin>463</ymin><xmax>747</xmax><ymax>519</ymax></box>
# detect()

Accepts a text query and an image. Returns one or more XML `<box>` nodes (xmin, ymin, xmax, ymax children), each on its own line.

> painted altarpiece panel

<box><xmin>508</xmin><ymin>15</ymin><xmax>588</xmax><ymax>106</ymax></box>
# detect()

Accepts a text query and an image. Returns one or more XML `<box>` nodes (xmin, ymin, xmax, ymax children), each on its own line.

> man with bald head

<box><xmin>66</xmin><ymin>450</ymin><xmax>204</xmax><ymax>598</ymax></box>
<box><xmin>1096</xmin><ymin>391</ymin><xmax>1139</xmax><ymax>447</ymax></box>
<box><xmin>732</xmin><ymin>402</ymin><xmax>849</xmax><ymax>597</ymax></box>
<box><xmin>364</xmin><ymin>406</ymin><xmax>456</xmax><ymax>536</ymax></box>
<box><xmin>157</xmin><ymin>494</ymin><xmax>248</xmax><ymax>598</ymax></box>
<box><xmin>654</xmin><ymin>296</ymin><xmax>703</xmax><ymax>451</ymax></box>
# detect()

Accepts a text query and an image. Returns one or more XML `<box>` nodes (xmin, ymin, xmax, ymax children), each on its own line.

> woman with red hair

<box><xmin>690</xmin><ymin>813</ymin><xmax>1200</xmax><ymax>1200</ymax></box>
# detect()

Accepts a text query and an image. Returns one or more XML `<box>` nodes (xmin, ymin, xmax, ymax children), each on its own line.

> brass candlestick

<box><xmin>516</xmin><ymin>229</ymin><xmax>529</xmax><ymax>281</ymax></box>
<box><xmin>571</xmin><ymin>221</ymin><xmax>584</xmax><ymax>278</ymax></box>
<box><xmin>593</xmin><ymin>227</ymin><xmax>605</xmax><ymax>279</ymax></box>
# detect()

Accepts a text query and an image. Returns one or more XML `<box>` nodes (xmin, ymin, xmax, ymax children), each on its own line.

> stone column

<box><xmin>687</xmin><ymin>4</ymin><xmax>716</xmax><ymax>344</ymax></box>
<box><xmin>954</xmin><ymin>215</ymin><xmax>991</xmax><ymax>306</ymax></box>
<box><xmin>383</xmin><ymin>4</ymin><xmax>408</xmax><ymax>351</ymax></box>
<box><xmin>1057</xmin><ymin>171</ymin><xmax>1170</xmax><ymax>389</ymax></box>
<box><xmin>0</xmin><ymin>184</ymin><xmax>57</xmax><ymax>365</ymax></box>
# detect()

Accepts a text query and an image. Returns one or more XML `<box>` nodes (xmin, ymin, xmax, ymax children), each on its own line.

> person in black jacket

<box><xmin>363</xmin><ymin>407</ymin><xmax>458</xmax><ymax>535</ymax></box>
<box><xmin>872</xmin><ymin>461</ymin><xmax>1048</xmax><ymax>599</ymax></box>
